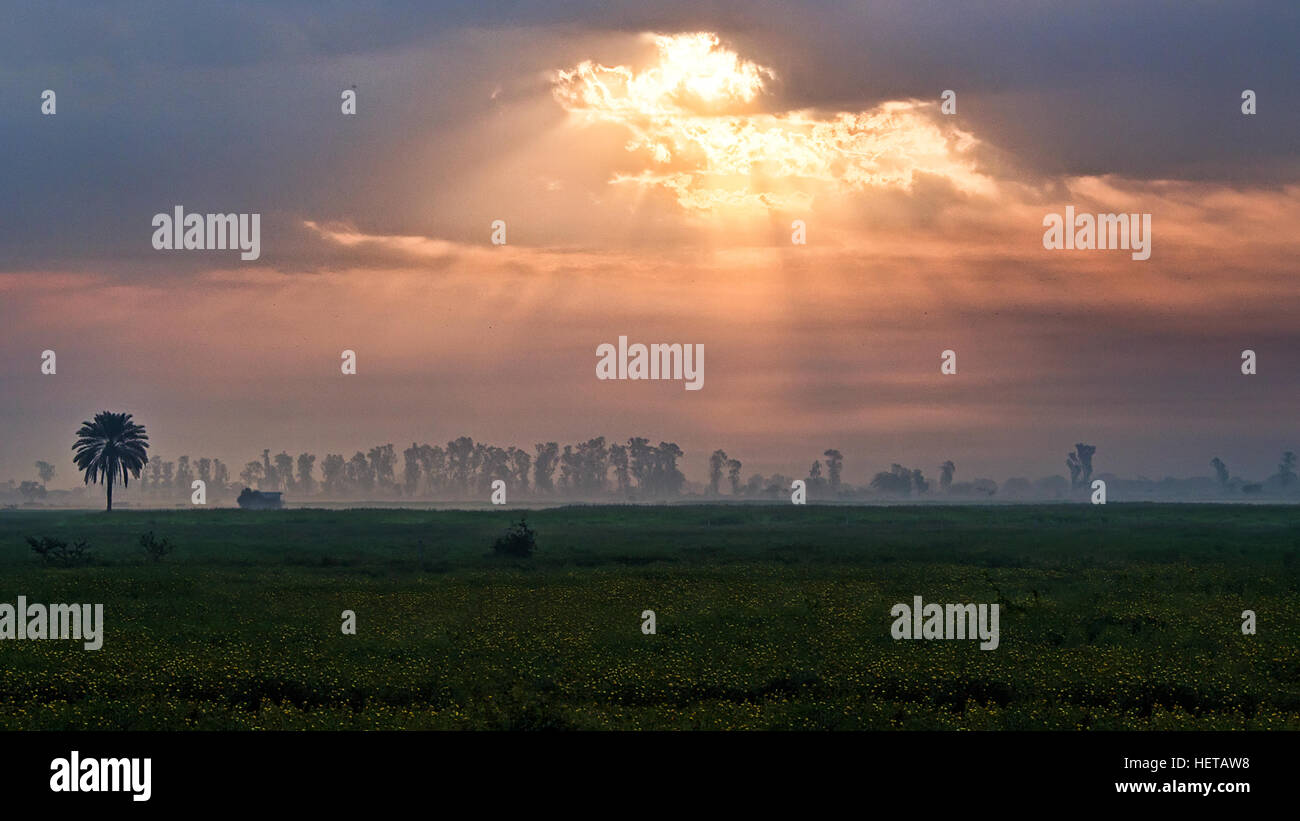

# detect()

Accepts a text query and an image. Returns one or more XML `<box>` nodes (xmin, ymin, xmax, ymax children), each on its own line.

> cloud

<box><xmin>551</xmin><ymin>32</ymin><xmax>994</xmax><ymax>211</ymax></box>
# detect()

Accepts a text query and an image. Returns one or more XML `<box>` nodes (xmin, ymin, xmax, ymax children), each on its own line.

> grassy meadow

<box><xmin>0</xmin><ymin>504</ymin><xmax>1297</xmax><ymax>730</ymax></box>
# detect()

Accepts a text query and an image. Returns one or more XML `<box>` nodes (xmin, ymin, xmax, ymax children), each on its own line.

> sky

<box><xmin>1</xmin><ymin>1</ymin><xmax>1298</xmax><ymax>487</ymax></box>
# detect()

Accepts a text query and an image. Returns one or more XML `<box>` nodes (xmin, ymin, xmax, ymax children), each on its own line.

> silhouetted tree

<box><xmin>274</xmin><ymin>451</ymin><xmax>295</xmax><ymax>491</ymax></box>
<box><xmin>296</xmin><ymin>453</ymin><xmax>316</xmax><ymax>495</ymax></box>
<box><xmin>823</xmin><ymin>449</ymin><xmax>843</xmax><ymax>491</ymax></box>
<box><xmin>35</xmin><ymin>461</ymin><xmax>55</xmax><ymax>485</ymax></box>
<box><xmin>507</xmin><ymin>446</ymin><xmax>531</xmax><ymax>494</ymax></box>
<box><xmin>19</xmin><ymin>481</ymin><xmax>46</xmax><ymax>501</ymax></box>
<box><xmin>1210</xmin><ymin>457</ymin><xmax>1229</xmax><ymax>487</ymax></box>
<box><xmin>533</xmin><ymin>442</ymin><xmax>559</xmax><ymax>494</ymax></box>
<box><xmin>71</xmin><ymin>411</ymin><xmax>150</xmax><ymax>512</ymax></box>
<box><xmin>261</xmin><ymin>449</ymin><xmax>278</xmax><ymax>490</ymax></box>
<box><xmin>175</xmin><ymin>456</ymin><xmax>193</xmax><ymax>496</ymax></box>
<box><xmin>346</xmin><ymin>451</ymin><xmax>373</xmax><ymax>493</ymax></box>
<box><xmin>912</xmin><ymin>468</ymin><xmax>928</xmax><ymax>494</ymax></box>
<box><xmin>726</xmin><ymin>458</ymin><xmax>743</xmax><ymax>495</ymax></box>
<box><xmin>870</xmin><ymin>464</ymin><xmax>913</xmax><ymax>495</ymax></box>
<box><xmin>212</xmin><ymin>459</ymin><xmax>229</xmax><ymax>493</ymax></box>
<box><xmin>627</xmin><ymin>438</ymin><xmax>654</xmax><ymax>492</ymax></box>
<box><xmin>940</xmin><ymin>460</ymin><xmax>955</xmax><ymax>491</ymax></box>
<box><xmin>446</xmin><ymin>437</ymin><xmax>475</xmax><ymax>494</ymax></box>
<box><xmin>577</xmin><ymin>437</ymin><xmax>608</xmax><ymax>494</ymax></box>
<box><xmin>608</xmin><ymin>443</ymin><xmax>630</xmax><ymax>495</ymax></box>
<box><xmin>709</xmin><ymin>449</ymin><xmax>728</xmax><ymax>495</ymax></box>
<box><xmin>1068</xmin><ymin>443</ymin><xmax>1096</xmax><ymax>489</ymax></box>
<box><xmin>368</xmin><ymin>445</ymin><xmax>397</xmax><ymax>493</ymax></box>
<box><xmin>808</xmin><ymin>460</ymin><xmax>825</xmax><ymax>492</ymax></box>
<box><xmin>320</xmin><ymin>454</ymin><xmax>345</xmax><ymax>495</ymax></box>
<box><xmin>240</xmin><ymin>461</ymin><xmax>263</xmax><ymax>489</ymax></box>
<box><xmin>657</xmin><ymin>442</ymin><xmax>685</xmax><ymax>496</ymax></box>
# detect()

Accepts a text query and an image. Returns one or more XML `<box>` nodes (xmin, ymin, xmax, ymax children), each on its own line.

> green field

<box><xmin>0</xmin><ymin>504</ymin><xmax>1297</xmax><ymax>730</ymax></box>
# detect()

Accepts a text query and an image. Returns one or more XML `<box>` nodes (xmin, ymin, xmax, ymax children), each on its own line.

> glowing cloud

<box><xmin>553</xmin><ymin>32</ymin><xmax>994</xmax><ymax>211</ymax></box>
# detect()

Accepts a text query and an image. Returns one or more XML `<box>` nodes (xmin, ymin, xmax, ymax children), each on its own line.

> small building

<box><xmin>236</xmin><ymin>488</ymin><xmax>283</xmax><ymax>510</ymax></box>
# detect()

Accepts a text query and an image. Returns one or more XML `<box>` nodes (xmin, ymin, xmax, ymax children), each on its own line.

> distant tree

<box><xmin>368</xmin><ymin>445</ymin><xmax>397</xmax><ymax>493</ymax></box>
<box><xmin>823</xmin><ymin>449</ymin><xmax>843</xmax><ymax>491</ymax></box>
<box><xmin>19</xmin><ymin>480</ymin><xmax>46</xmax><ymax>501</ymax></box>
<box><xmin>766</xmin><ymin>473</ymin><xmax>791</xmax><ymax>498</ymax></box>
<box><xmin>35</xmin><ymin>461</ymin><xmax>56</xmax><ymax>485</ymax></box>
<box><xmin>481</xmin><ymin>445</ymin><xmax>511</xmax><ymax>494</ymax></box>
<box><xmin>626</xmin><ymin>438</ymin><xmax>654</xmax><ymax>492</ymax></box>
<box><xmin>558</xmin><ymin>445</ymin><xmax>579</xmax><ymax>492</ymax></box>
<box><xmin>147</xmin><ymin>460</ymin><xmax>163</xmax><ymax>494</ymax></box>
<box><xmin>274</xmin><ymin>451</ymin><xmax>295</xmax><ymax>491</ymax></box>
<box><xmin>261</xmin><ymin>449</ymin><xmax>278</xmax><ymax>490</ymax></box>
<box><xmin>608</xmin><ymin>444</ymin><xmax>630</xmax><ymax>496</ymax></box>
<box><xmin>940</xmin><ymin>460</ymin><xmax>955</xmax><ymax>491</ymax></box>
<box><xmin>71</xmin><ymin>411</ymin><xmax>150</xmax><ymax>512</ymax></box>
<box><xmin>175</xmin><ymin>456</ymin><xmax>193</xmax><ymax>495</ymax></box>
<box><xmin>808</xmin><ymin>460</ymin><xmax>824</xmax><ymax>490</ymax></box>
<box><xmin>870</xmin><ymin>464</ymin><xmax>913</xmax><ymax>495</ymax></box>
<box><xmin>657</xmin><ymin>442</ymin><xmax>685</xmax><ymax>496</ymax></box>
<box><xmin>726</xmin><ymin>458</ymin><xmax>743</xmax><ymax>495</ymax></box>
<box><xmin>507</xmin><ymin>447</ymin><xmax>531</xmax><ymax>494</ymax></box>
<box><xmin>911</xmin><ymin>468</ymin><xmax>928</xmax><ymax>494</ymax></box>
<box><xmin>196</xmin><ymin>457</ymin><xmax>213</xmax><ymax>487</ymax></box>
<box><xmin>1210</xmin><ymin>457</ymin><xmax>1230</xmax><ymax>487</ymax></box>
<box><xmin>320</xmin><ymin>454</ymin><xmax>345</xmax><ymax>495</ymax></box>
<box><xmin>402</xmin><ymin>444</ymin><xmax>422</xmax><ymax>495</ymax></box>
<box><xmin>708</xmin><ymin>449</ymin><xmax>728</xmax><ymax>496</ymax></box>
<box><xmin>446</xmin><ymin>437</ymin><xmax>475</xmax><ymax>494</ymax></box>
<box><xmin>1068</xmin><ymin>444</ymin><xmax>1096</xmax><ymax>489</ymax></box>
<box><xmin>240</xmin><ymin>461</ymin><xmax>264</xmax><ymax>489</ymax></box>
<box><xmin>211</xmin><ymin>459</ymin><xmax>229</xmax><ymax>492</ymax></box>
<box><xmin>1279</xmin><ymin>451</ymin><xmax>1297</xmax><ymax>487</ymax></box>
<box><xmin>296</xmin><ymin>453</ymin><xmax>316</xmax><ymax>495</ymax></box>
<box><xmin>533</xmin><ymin>442</ymin><xmax>559</xmax><ymax>494</ymax></box>
<box><xmin>346</xmin><ymin>451</ymin><xmax>374</xmax><ymax>493</ymax></box>
<box><xmin>417</xmin><ymin>444</ymin><xmax>446</xmax><ymax>495</ymax></box>
<box><xmin>577</xmin><ymin>437</ymin><xmax>609</xmax><ymax>494</ymax></box>
<box><xmin>468</xmin><ymin>442</ymin><xmax>487</xmax><ymax>491</ymax></box>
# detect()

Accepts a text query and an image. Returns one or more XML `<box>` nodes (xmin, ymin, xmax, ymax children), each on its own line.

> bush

<box><xmin>492</xmin><ymin>516</ymin><xmax>537</xmax><ymax>558</ymax></box>
<box><xmin>139</xmin><ymin>530</ymin><xmax>176</xmax><ymax>563</ymax></box>
<box><xmin>26</xmin><ymin>535</ymin><xmax>93</xmax><ymax>568</ymax></box>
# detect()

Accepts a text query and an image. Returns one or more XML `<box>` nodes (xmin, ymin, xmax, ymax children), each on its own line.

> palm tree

<box><xmin>72</xmin><ymin>411</ymin><xmax>150</xmax><ymax>512</ymax></box>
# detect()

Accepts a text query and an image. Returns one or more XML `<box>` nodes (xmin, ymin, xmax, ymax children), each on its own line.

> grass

<box><xmin>0</xmin><ymin>504</ymin><xmax>1297</xmax><ymax>729</ymax></box>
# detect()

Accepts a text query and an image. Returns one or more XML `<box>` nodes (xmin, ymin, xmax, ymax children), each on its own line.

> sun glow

<box><xmin>553</xmin><ymin>32</ymin><xmax>994</xmax><ymax>212</ymax></box>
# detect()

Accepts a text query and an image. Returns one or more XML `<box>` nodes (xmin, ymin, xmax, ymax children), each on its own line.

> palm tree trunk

<box><xmin>106</xmin><ymin>479</ymin><xmax>113</xmax><ymax>512</ymax></box>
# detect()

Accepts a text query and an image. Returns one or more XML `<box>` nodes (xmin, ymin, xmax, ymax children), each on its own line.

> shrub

<box><xmin>26</xmin><ymin>535</ymin><xmax>93</xmax><ymax>568</ymax></box>
<box><xmin>492</xmin><ymin>516</ymin><xmax>537</xmax><ymax>558</ymax></box>
<box><xmin>140</xmin><ymin>530</ymin><xmax>176</xmax><ymax>563</ymax></box>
